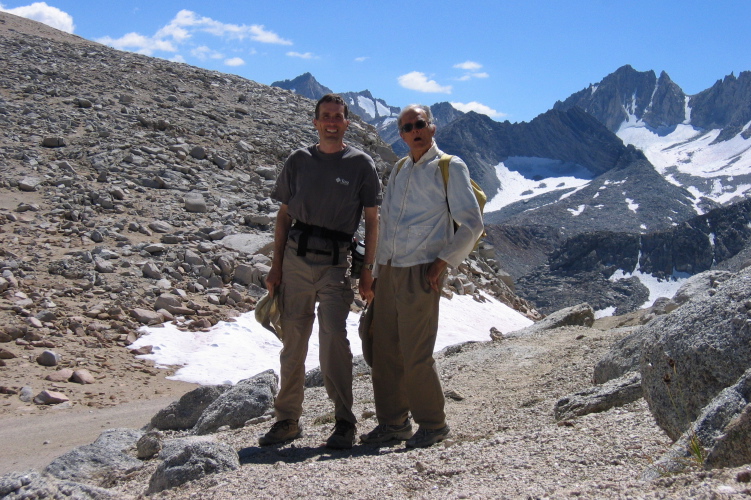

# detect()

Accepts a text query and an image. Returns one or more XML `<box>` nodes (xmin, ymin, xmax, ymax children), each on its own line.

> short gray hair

<box><xmin>397</xmin><ymin>104</ymin><xmax>433</xmax><ymax>128</ymax></box>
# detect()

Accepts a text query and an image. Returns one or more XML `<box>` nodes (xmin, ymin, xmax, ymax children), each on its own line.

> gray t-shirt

<box><xmin>272</xmin><ymin>144</ymin><xmax>381</xmax><ymax>247</ymax></box>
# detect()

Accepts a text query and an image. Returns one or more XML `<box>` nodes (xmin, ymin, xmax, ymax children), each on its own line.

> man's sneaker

<box><xmin>258</xmin><ymin>419</ymin><xmax>302</xmax><ymax>446</ymax></box>
<box><xmin>405</xmin><ymin>424</ymin><xmax>450</xmax><ymax>448</ymax></box>
<box><xmin>360</xmin><ymin>419</ymin><xmax>413</xmax><ymax>444</ymax></box>
<box><xmin>325</xmin><ymin>419</ymin><xmax>356</xmax><ymax>449</ymax></box>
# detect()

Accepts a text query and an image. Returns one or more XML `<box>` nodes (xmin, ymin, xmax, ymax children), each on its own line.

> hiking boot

<box><xmin>258</xmin><ymin>419</ymin><xmax>302</xmax><ymax>446</ymax></box>
<box><xmin>325</xmin><ymin>419</ymin><xmax>356</xmax><ymax>449</ymax></box>
<box><xmin>405</xmin><ymin>424</ymin><xmax>450</xmax><ymax>448</ymax></box>
<box><xmin>359</xmin><ymin>419</ymin><xmax>413</xmax><ymax>444</ymax></box>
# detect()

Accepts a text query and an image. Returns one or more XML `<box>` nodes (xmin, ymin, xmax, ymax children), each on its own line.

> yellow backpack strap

<box><xmin>394</xmin><ymin>157</ymin><xmax>408</xmax><ymax>176</ymax></box>
<box><xmin>438</xmin><ymin>154</ymin><xmax>453</xmax><ymax>195</ymax></box>
<box><xmin>438</xmin><ymin>155</ymin><xmax>457</xmax><ymax>232</ymax></box>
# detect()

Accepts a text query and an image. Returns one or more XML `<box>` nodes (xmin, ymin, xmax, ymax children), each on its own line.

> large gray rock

<box><xmin>0</xmin><ymin>469</ymin><xmax>124</xmax><ymax>500</ymax></box>
<box><xmin>192</xmin><ymin>370</ymin><xmax>277</xmax><ymax>435</ymax></box>
<box><xmin>130</xmin><ymin>308</ymin><xmax>163</xmax><ymax>325</ymax></box>
<box><xmin>45</xmin><ymin>428</ymin><xmax>144</xmax><ymax>483</ymax></box>
<box><xmin>232</xmin><ymin>264</ymin><xmax>256</xmax><ymax>286</ymax></box>
<box><xmin>153</xmin><ymin>293</ymin><xmax>183</xmax><ymax>313</ymax></box>
<box><xmin>594</xmin><ymin>271</ymin><xmax>736</xmax><ymax>386</ymax></box>
<box><xmin>704</xmin><ymin>369</ymin><xmax>751</xmax><ymax>469</ymax></box>
<box><xmin>18</xmin><ymin>176</ymin><xmax>42</xmax><ymax>191</ymax></box>
<box><xmin>640</xmin><ymin>267</ymin><xmax>751</xmax><ymax>440</ymax></box>
<box><xmin>554</xmin><ymin>371</ymin><xmax>643</xmax><ymax>421</ymax></box>
<box><xmin>593</xmin><ymin>327</ymin><xmax>645</xmax><ymax>384</ymax></box>
<box><xmin>507</xmin><ymin>303</ymin><xmax>594</xmax><ymax>337</ymax></box>
<box><xmin>36</xmin><ymin>350</ymin><xmax>60</xmax><ymax>367</ymax></box>
<box><xmin>147</xmin><ymin>438</ymin><xmax>239</xmax><ymax>493</ymax></box>
<box><xmin>150</xmin><ymin>385</ymin><xmax>230</xmax><ymax>430</ymax></box>
<box><xmin>184</xmin><ymin>192</ymin><xmax>208</xmax><ymax>213</ymax></box>
<box><xmin>642</xmin><ymin>368</ymin><xmax>751</xmax><ymax>479</ymax></box>
<box><xmin>221</xmin><ymin>233</ymin><xmax>274</xmax><ymax>256</ymax></box>
<box><xmin>672</xmin><ymin>269</ymin><xmax>732</xmax><ymax>305</ymax></box>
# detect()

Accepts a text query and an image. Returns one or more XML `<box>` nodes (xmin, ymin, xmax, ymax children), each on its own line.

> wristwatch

<box><xmin>363</xmin><ymin>263</ymin><xmax>374</xmax><ymax>271</ymax></box>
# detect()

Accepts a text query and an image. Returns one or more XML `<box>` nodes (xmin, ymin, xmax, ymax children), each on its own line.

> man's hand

<box><xmin>426</xmin><ymin>258</ymin><xmax>448</xmax><ymax>293</ymax></box>
<box><xmin>265</xmin><ymin>264</ymin><xmax>282</xmax><ymax>297</ymax></box>
<box><xmin>359</xmin><ymin>269</ymin><xmax>375</xmax><ymax>303</ymax></box>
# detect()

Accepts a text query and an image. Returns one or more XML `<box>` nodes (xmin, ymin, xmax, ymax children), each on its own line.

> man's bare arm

<box><xmin>265</xmin><ymin>204</ymin><xmax>292</xmax><ymax>296</ymax></box>
<box><xmin>358</xmin><ymin>205</ymin><xmax>379</xmax><ymax>302</ymax></box>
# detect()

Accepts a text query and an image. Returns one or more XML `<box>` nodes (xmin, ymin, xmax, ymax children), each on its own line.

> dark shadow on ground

<box><xmin>238</xmin><ymin>441</ymin><xmax>413</xmax><ymax>466</ymax></box>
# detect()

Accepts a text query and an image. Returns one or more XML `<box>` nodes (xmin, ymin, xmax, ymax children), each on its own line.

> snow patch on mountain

<box><xmin>619</xmin><ymin>121</ymin><xmax>751</xmax><ymax>178</ymax></box>
<box><xmin>485</xmin><ymin>157</ymin><xmax>593</xmax><ymax>212</ymax></box>
<box><xmin>356</xmin><ymin>95</ymin><xmax>376</xmax><ymax>119</ymax></box>
<box><xmin>376</xmin><ymin>100</ymin><xmax>393</xmax><ymax>117</ymax></box>
<box><xmin>616</xmin><ymin>118</ymin><xmax>751</xmax><ymax>208</ymax></box>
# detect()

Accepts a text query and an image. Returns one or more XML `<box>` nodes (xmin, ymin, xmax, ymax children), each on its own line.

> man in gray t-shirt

<box><xmin>259</xmin><ymin>94</ymin><xmax>381</xmax><ymax>450</ymax></box>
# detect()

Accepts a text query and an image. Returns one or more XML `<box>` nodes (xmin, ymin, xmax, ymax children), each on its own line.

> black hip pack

<box><xmin>293</xmin><ymin>221</ymin><xmax>353</xmax><ymax>265</ymax></box>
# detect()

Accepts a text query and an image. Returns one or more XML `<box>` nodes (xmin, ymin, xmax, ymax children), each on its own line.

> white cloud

<box><xmin>454</xmin><ymin>61</ymin><xmax>482</xmax><ymax>71</ymax></box>
<box><xmin>286</xmin><ymin>51</ymin><xmax>316</xmax><ymax>59</ymax></box>
<box><xmin>156</xmin><ymin>10</ymin><xmax>292</xmax><ymax>45</ymax></box>
<box><xmin>170</xmin><ymin>55</ymin><xmax>186</xmax><ymax>63</ymax></box>
<box><xmin>96</xmin><ymin>9</ymin><xmax>292</xmax><ymax>58</ymax></box>
<box><xmin>0</xmin><ymin>2</ymin><xmax>74</xmax><ymax>33</ymax></box>
<box><xmin>97</xmin><ymin>33</ymin><xmax>177</xmax><ymax>56</ymax></box>
<box><xmin>224</xmin><ymin>57</ymin><xmax>245</xmax><ymax>67</ymax></box>
<box><xmin>398</xmin><ymin>71</ymin><xmax>452</xmax><ymax>94</ymax></box>
<box><xmin>457</xmin><ymin>71</ymin><xmax>489</xmax><ymax>81</ymax></box>
<box><xmin>453</xmin><ymin>61</ymin><xmax>489</xmax><ymax>81</ymax></box>
<box><xmin>191</xmin><ymin>45</ymin><xmax>223</xmax><ymax>61</ymax></box>
<box><xmin>355</xmin><ymin>56</ymin><xmax>368</xmax><ymax>62</ymax></box>
<box><xmin>450</xmin><ymin>101</ymin><xmax>506</xmax><ymax>119</ymax></box>
<box><xmin>248</xmin><ymin>24</ymin><xmax>292</xmax><ymax>45</ymax></box>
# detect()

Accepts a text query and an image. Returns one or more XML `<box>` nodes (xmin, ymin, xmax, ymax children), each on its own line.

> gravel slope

<box><xmin>91</xmin><ymin>325</ymin><xmax>751</xmax><ymax>499</ymax></box>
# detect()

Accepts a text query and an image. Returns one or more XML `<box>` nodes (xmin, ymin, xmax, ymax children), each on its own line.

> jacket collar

<box><xmin>410</xmin><ymin>141</ymin><xmax>440</xmax><ymax>166</ymax></box>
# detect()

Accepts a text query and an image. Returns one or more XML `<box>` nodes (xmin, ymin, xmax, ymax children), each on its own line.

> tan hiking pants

<box><xmin>274</xmin><ymin>241</ymin><xmax>355</xmax><ymax>424</ymax></box>
<box><xmin>371</xmin><ymin>263</ymin><xmax>447</xmax><ymax>429</ymax></box>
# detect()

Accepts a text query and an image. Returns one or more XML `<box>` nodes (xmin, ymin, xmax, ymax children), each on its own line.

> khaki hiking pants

<box><xmin>275</xmin><ymin>241</ymin><xmax>355</xmax><ymax>424</ymax></box>
<box><xmin>371</xmin><ymin>263</ymin><xmax>447</xmax><ymax>429</ymax></box>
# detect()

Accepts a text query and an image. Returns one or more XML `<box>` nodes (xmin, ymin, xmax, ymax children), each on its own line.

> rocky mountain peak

<box><xmin>270</xmin><ymin>72</ymin><xmax>332</xmax><ymax>101</ymax></box>
<box><xmin>689</xmin><ymin>70</ymin><xmax>751</xmax><ymax>141</ymax></box>
<box><xmin>553</xmin><ymin>64</ymin><xmax>687</xmax><ymax>133</ymax></box>
<box><xmin>429</xmin><ymin>102</ymin><xmax>465</xmax><ymax>129</ymax></box>
<box><xmin>555</xmin><ymin>65</ymin><xmax>751</xmax><ymax>145</ymax></box>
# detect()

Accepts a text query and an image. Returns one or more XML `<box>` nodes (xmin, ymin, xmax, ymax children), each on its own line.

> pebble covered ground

<box><xmin>101</xmin><ymin>326</ymin><xmax>751</xmax><ymax>499</ymax></box>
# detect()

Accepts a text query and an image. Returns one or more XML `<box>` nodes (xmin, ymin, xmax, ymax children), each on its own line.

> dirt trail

<box><xmin>0</xmin><ymin>394</ymin><xmax>186</xmax><ymax>475</ymax></box>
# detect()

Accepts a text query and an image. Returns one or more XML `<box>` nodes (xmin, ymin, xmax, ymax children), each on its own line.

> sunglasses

<box><xmin>400</xmin><ymin>119</ymin><xmax>430</xmax><ymax>133</ymax></box>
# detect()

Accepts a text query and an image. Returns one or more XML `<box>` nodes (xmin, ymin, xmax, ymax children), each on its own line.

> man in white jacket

<box><xmin>361</xmin><ymin>104</ymin><xmax>484</xmax><ymax>448</ymax></box>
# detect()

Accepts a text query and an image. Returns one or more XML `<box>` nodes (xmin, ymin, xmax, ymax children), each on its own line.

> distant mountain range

<box><xmin>272</xmin><ymin>73</ymin><xmax>464</xmax><ymax>157</ymax></box>
<box><xmin>274</xmin><ymin>67</ymin><xmax>751</xmax><ymax>224</ymax></box>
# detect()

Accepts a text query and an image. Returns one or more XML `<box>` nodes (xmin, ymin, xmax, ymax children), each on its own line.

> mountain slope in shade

<box><xmin>486</xmin><ymin>146</ymin><xmax>697</xmax><ymax>237</ymax></box>
<box><xmin>436</xmin><ymin>107</ymin><xmax>632</xmax><ymax>211</ymax></box>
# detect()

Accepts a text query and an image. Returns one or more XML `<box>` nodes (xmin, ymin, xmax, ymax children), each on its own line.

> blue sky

<box><xmin>1</xmin><ymin>1</ymin><xmax>749</xmax><ymax>123</ymax></box>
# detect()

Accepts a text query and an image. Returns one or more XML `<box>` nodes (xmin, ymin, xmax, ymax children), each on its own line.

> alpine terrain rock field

<box><xmin>1</xmin><ymin>11</ymin><xmax>750</xmax><ymax>499</ymax></box>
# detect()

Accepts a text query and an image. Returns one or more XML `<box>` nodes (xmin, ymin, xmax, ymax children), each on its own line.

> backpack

<box><xmin>394</xmin><ymin>154</ymin><xmax>487</xmax><ymax>246</ymax></box>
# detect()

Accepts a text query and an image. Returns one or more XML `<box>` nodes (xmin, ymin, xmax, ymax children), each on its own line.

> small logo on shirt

<box><xmin>335</xmin><ymin>177</ymin><xmax>350</xmax><ymax>186</ymax></box>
